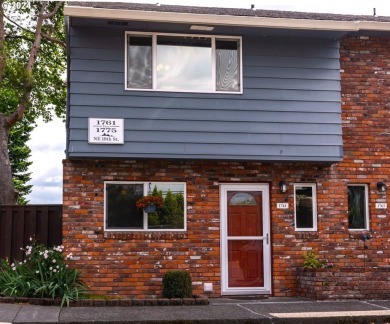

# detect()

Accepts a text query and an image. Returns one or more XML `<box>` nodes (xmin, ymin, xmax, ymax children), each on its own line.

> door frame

<box><xmin>220</xmin><ymin>183</ymin><xmax>271</xmax><ymax>295</ymax></box>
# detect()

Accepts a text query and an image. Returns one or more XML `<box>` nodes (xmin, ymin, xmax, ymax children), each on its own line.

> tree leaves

<box><xmin>0</xmin><ymin>1</ymin><xmax>65</xmax><ymax>204</ymax></box>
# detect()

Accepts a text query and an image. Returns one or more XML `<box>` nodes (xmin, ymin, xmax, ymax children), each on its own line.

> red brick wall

<box><xmin>63</xmin><ymin>35</ymin><xmax>389</xmax><ymax>298</ymax></box>
<box><xmin>297</xmin><ymin>267</ymin><xmax>390</xmax><ymax>300</ymax></box>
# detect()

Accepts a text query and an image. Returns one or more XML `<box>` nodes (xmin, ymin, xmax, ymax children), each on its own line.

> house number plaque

<box><xmin>277</xmin><ymin>202</ymin><xmax>289</xmax><ymax>209</ymax></box>
<box><xmin>88</xmin><ymin>118</ymin><xmax>124</xmax><ymax>144</ymax></box>
<box><xmin>376</xmin><ymin>203</ymin><xmax>387</xmax><ymax>209</ymax></box>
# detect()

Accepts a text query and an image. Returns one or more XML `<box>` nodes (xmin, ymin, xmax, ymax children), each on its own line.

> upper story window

<box><xmin>294</xmin><ymin>183</ymin><xmax>317</xmax><ymax>231</ymax></box>
<box><xmin>125</xmin><ymin>32</ymin><xmax>242</xmax><ymax>93</ymax></box>
<box><xmin>348</xmin><ymin>184</ymin><xmax>369</xmax><ymax>230</ymax></box>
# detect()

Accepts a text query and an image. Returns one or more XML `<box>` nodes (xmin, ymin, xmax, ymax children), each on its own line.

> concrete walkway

<box><xmin>2</xmin><ymin>297</ymin><xmax>390</xmax><ymax>323</ymax></box>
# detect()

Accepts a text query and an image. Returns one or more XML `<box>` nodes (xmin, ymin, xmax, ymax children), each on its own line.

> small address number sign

<box><xmin>88</xmin><ymin>118</ymin><xmax>124</xmax><ymax>144</ymax></box>
<box><xmin>375</xmin><ymin>203</ymin><xmax>387</xmax><ymax>209</ymax></box>
<box><xmin>277</xmin><ymin>202</ymin><xmax>289</xmax><ymax>209</ymax></box>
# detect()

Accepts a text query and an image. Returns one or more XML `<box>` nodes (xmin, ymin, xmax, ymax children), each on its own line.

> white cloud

<box><xmin>25</xmin><ymin>117</ymin><xmax>65</xmax><ymax>204</ymax></box>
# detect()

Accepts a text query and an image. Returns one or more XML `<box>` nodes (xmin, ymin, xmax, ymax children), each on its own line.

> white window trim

<box><xmin>348</xmin><ymin>184</ymin><xmax>369</xmax><ymax>231</ymax></box>
<box><xmin>124</xmin><ymin>31</ymin><xmax>243</xmax><ymax>94</ymax></box>
<box><xmin>294</xmin><ymin>183</ymin><xmax>317</xmax><ymax>232</ymax></box>
<box><xmin>104</xmin><ymin>181</ymin><xmax>187</xmax><ymax>232</ymax></box>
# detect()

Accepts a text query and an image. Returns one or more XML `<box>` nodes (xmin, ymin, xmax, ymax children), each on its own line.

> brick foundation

<box><xmin>63</xmin><ymin>36</ymin><xmax>389</xmax><ymax>298</ymax></box>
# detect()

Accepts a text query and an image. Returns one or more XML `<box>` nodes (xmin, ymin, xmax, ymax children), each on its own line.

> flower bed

<box><xmin>297</xmin><ymin>267</ymin><xmax>390</xmax><ymax>300</ymax></box>
<box><xmin>0</xmin><ymin>240</ymin><xmax>86</xmax><ymax>307</ymax></box>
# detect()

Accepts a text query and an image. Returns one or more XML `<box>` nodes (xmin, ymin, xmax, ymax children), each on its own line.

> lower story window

<box><xmin>105</xmin><ymin>182</ymin><xmax>186</xmax><ymax>231</ymax></box>
<box><xmin>294</xmin><ymin>183</ymin><xmax>317</xmax><ymax>231</ymax></box>
<box><xmin>348</xmin><ymin>184</ymin><xmax>369</xmax><ymax>230</ymax></box>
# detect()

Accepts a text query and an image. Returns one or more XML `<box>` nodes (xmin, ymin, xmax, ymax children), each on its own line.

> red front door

<box><xmin>221</xmin><ymin>184</ymin><xmax>271</xmax><ymax>295</ymax></box>
<box><xmin>227</xmin><ymin>191</ymin><xmax>264</xmax><ymax>287</ymax></box>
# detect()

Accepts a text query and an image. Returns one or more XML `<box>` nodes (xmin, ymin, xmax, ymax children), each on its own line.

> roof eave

<box><xmin>64</xmin><ymin>6</ymin><xmax>363</xmax><ymax>32</ymax></box>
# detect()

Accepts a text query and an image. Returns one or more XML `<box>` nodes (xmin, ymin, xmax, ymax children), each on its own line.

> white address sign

<box><xmin>375</xmin><ymin>203</ymin><xmax>387</xmax><ymax>209</ymax></box>
<box><xmin>88</xmin><ymin>118</ymin><xmax>124</xmax><ymax>144</ymax></box>
<box><xmin>277</xmin><ymin>203</ymin><xmax>289</xmax><ymax>209</ymax></box>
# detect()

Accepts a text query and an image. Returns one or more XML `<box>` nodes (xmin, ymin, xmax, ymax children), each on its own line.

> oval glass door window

<box><xmin>229</xmin><ymin>192</ymin><xmax>257</xmax><ymax>205</ymax></box>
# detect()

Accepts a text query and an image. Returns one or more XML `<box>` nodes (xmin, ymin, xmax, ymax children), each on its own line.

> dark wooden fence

<box><xmin>0</xmin><ymin>205</ymin><xmax>62</xmax><ymax>262</ymax></box>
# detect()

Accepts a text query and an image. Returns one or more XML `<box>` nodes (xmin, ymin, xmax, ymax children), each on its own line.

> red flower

<box><xmin>136</xmin><ymin>195</ymin><xmax>164</xmax><ymax>209</ymax></box>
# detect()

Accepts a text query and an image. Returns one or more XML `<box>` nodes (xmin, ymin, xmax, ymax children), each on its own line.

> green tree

<box><xmin>8</xmin><ymin>120</ymin><xmax>33</xmax><ymax>204</ymax></box>
<box><xmin>174</xmin><ymin>192</ymin><xmax>184</xmax><ymax>228</ymax></box>
<box><xmin>160</xmin><ymin>191</ymin><xmax>184</xmax><ymax>228</ymax></box>
<box><xmin>0</xmin><ymin>1</ymin><xmax>65</xmax><ymax>204</ymax></box>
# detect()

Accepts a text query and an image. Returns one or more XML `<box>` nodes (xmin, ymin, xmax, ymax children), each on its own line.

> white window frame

<box><xmin>347</xmin><ymin>184</ymin><xmax>369</xmax><ymax>231</ymax></box>
<box><xmin>104</xmin><ymin>181</ymin><xmax>187</xmax><ymax>232</ymax></box>
<box><xmin>124</xmin><ymin>31</ymin><xmax>243</xmax><ymax>94</ymax></box>
<box><xmin>294</xmin><ymin>183</ymin><xmax>317</xmax><ymax>232</ymax></box>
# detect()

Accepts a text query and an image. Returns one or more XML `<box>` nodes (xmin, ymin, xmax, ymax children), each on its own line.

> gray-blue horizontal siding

<box><xmin>67</xmin><ymin>23</ymin><xmax>342</xmax><ymax>161</ymax></box>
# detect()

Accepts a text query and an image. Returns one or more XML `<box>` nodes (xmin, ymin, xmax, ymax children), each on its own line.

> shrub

<box><xmin>0</xmin><ymin>240</ymin><xmax>87</xmax><ymax>306</ymax></box>
<box><xmin>162</xmin><ymin>270</ymin><xmax>192</xmax><ymax>298</ymax></box>
<box><xmin>302</xmin><ymin>250</ymin><xmax>326</xmax><ymax>269</ymax></box>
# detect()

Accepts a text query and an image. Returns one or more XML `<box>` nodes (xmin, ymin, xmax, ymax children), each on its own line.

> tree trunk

<box><xmin>0</xmin><ymin>114</ymin><xmax>17</xmax><ymax>204</ymax></box>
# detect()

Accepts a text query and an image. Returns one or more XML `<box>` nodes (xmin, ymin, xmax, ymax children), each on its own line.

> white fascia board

<box><xmin>358</xmin><ymin>21</ymin><xmax>390</xmax><ymax>31</ymax></box>
<box><xmin>64</xmin><ymin>6</ymin><xmax>360</xmax><ymax>32</ymax></box>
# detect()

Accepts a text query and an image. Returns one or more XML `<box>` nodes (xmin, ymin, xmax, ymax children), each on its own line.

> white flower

<box><xmin>36</xmin><ymin>271</ymin><xmax>39</xmax><ymax>274</ymax></box>
<box><xmin>53</xmin><ymin>269</ymin><xmax>57</xmax><ymax>273</ymax></box>
<box><xmin>29</xmin><ymin>237</ymin><xmax>32</xmax><ymax>241</ymax></box>
<box><xmin>12</xmin><ymin>267</ymin><xmax>16</xmax><ymax>271</ymax></box>
<box><xmin>54</xmin><ymin>245</ymin><xmax>63</xmax><ymax>253</ymax></box>
<box><xmin>25</xmin><ymin>246</ymin><xmax>32</xmax><ymax>256</ymax></box>
<box><xmin>11</xmin><ymin>263</ymin><xmax>14</xmax><ymax>267</ymax></box>
<box><xmin>49</xmin><ymin>267</ymin><xmax>53</xmax><ymax>270</ymax></box>
<box><xmin>52</xmin><ymin>259</ymin><xmax>57</xmax><ymax>263</ymax></box>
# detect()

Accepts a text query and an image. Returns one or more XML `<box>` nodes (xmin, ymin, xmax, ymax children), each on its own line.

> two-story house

<box><xmin>63</xmin><ymin>2</ymin><xmax>389</xmax><ymax>298</ymax></box>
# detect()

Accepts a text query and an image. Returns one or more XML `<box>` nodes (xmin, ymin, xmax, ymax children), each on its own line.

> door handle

<box><xmin>266</xmin><ymin>233</ymin><xmax>269</xmax><ymax>244</ymax></box>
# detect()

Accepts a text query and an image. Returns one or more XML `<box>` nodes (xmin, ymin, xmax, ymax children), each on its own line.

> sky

<box><xmin>25</xmin><ymin>0</ymin><xmax>390</xmax><ymax>204</ymax></box>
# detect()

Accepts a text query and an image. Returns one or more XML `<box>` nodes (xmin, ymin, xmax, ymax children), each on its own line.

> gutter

<box><xmin>64</xmin><ymin>6</ymin><xmax>390</xmax><ymax>32</ymax></box>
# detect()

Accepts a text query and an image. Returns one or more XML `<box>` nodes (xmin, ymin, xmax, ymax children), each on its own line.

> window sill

<box><xmin>104</xmin><ymin>231</ymin><xmax>188</xmax><ymax>241</ymax></box>
<box><xmin>348</xmin><ymin>229</ymin><xmax>370</xmax><ymax>231</ymax></box>
<box><xmin>124</xmin><ymin>87</ymin><xmax>243</xmax><ymax>95</ymax></box>
<box><xmin>295</xmin><ymin>229</ymin><xmax>317</xmax><ymax>232</ymax></box>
